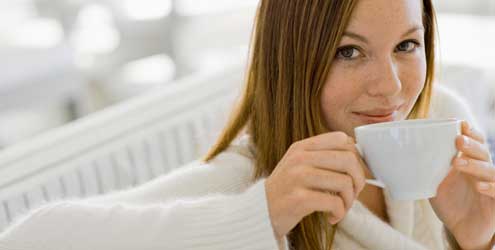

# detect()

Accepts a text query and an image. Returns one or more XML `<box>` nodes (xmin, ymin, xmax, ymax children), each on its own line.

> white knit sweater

<box><xmin>0</xmin><ymin>85</ymin><xmax>483</xmax><ymax>250</ymax></box>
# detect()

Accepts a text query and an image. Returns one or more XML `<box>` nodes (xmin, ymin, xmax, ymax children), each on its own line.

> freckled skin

<box><xmin>320</xmin><ymin>0</ymin><xmax>426</xmax><ymax>138</ymax></box>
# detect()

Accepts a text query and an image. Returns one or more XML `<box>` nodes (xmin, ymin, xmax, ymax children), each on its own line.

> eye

<box><xmin>336</xmin><ymin>46</ymin><xmax>362</xmax><ymax>60</ymax></box>
<box><xmin>395</xmin><ymin>40</ymin><xmax>420</xmax><ymax>53</ymax></box>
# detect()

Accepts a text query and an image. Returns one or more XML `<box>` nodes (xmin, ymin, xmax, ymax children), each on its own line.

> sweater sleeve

<box><xmin>0</xmin><ymin>179</ymin><xmax>287</xmax><ymax>250</ymax></box>
<box><xmin>430</xmin><ymin>84</ymin><xmax>485</xmax><ymax>136</ymax></box>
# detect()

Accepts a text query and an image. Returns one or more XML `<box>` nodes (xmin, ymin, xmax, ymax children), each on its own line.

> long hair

<box><xmin>203</xmin><ymin>1</ymin><xmax>437</xmax><ymax>249</ymax></box>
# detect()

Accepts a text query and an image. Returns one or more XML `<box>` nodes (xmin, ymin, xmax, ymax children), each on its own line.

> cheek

<box><xmin>320</xmin><ymin>67</ymin><xmax>362</xmax><ymax>131</ymax></box>
<box><xmin>320</xmin><ymin>90</ymin><xmax>343</xmax><ymax>132</ymax></box>
<box><xmin>400</xmin><ymin>57</ymin><xmax>427</xmax><ymax>99</ymax></box>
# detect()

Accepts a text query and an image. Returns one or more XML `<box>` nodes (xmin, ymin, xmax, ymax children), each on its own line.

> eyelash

<box><xmin>335</xmin><ymin>39</ymin><xmax>421</xmax><ymax>60</ymax></box>
<box><xmin>395</xmin><ymin>39</ymin><xmax>421</xmax><ymax>53</ymax></box>
<box><xmin>335</xmin><ymin>46</ymin><xmax>363</xmax><ymax>60</ymax></box>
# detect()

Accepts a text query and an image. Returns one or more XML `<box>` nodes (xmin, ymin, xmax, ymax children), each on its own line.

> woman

<box><xmin>1</xmin><ymin>0</ymin><xmax>494</xmax><ymax>250</ymax></box>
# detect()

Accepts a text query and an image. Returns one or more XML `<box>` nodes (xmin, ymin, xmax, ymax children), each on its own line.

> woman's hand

<box><xmin>264</xmin><ymin>132</ymin><xmax>367</xmax><ymax>241</ymax></box>
<box><xmin>429</xmin><ymin>121</ymin><xmax>495</xmax><ymax>250</ymax></box>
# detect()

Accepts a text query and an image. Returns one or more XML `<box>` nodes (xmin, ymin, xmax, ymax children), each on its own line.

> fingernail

<box><xmin>478</xmin><ymin>182</ymin><xmax>490</xmax><ymax>191</ymax></box>
<box><xmin>466</xmin><ymin>123</ymin><xmax>475</xmax><ymax>134</ymax></box>
<box><xmin>455</xmin><ymin>158</ymin><xmax>468</xmax><ymax>166</ymax></box>
<box><xmin>329</xmin><ymin>218</ymin><xmax>337</xmax><ymax>225</ymax></box>
<box><xmin>463</xmin><ymin>136</ymin><xmax>470</xmax><ymax>147</ymax></box>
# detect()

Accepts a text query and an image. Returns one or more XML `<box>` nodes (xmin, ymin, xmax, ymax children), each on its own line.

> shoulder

<box><xmin>164</xmin><ymin>138</ymin><xmax>257</xmax><ymax>192</ymax></box>
<box><xmin>178</xmin><ymin>134</ymin><xmax>257</xmax><ymax>187</ymax></box>
<box><xmin>430</xmin><ymin>84</ymin><xmax>472</xmax><ymax>119</ymax></box>
<box><xmin>430</xmin><ymin>84</ymin><xmax>483</xmax><ymax>133</ymax></box>
<box><xmin>169</xmin><ymin>134</ymin><xmax>256</xmax><ymax>179</ymax></box>
<box><xmin>201</xmin><ymin>139</ymin><xmax>256</xmax><ymax>181</ymax></box>
<box><xmin>206</xmin><ymin>134</ymin><xmax>257</xmax><ymax>179</ymax></box>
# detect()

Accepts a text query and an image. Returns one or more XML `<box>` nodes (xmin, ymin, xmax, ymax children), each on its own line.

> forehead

<box><xmin>346</xmin><ymin>0</ymin><xmax>424</xmax><ymax>34</ymax></box>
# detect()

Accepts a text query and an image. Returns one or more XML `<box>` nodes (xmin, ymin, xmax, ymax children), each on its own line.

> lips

<box><xmin>353</xmin><ymin>105</ymin><xmax>401</xmax><ymax>123</ymax></box>
<box><xmin>356</xmin><ymin>110</ymin><xmax>395</xmax><ymax>117</ymax></box>
<box><xmin>354</xmin><ymin>106</ymin><xmax>400</xmax><ymax>116</ymax></box>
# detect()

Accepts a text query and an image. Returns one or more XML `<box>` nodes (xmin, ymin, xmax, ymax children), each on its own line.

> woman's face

<box><xmin>320</xmin><ymin>0</ymin><xmax>427</xmax><ymax>137</ymax></box>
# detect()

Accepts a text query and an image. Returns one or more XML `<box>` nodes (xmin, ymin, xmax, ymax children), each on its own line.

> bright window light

<box><xmin>6</xmin><ymin>18</ymin><xmax>64</xmax><ymax>48</ymax></box>
<box><xmin>76</xmin><ymin>4</ymin><xmax>114</xmax><ymax>26</ymax></box>
<box><xmin>0</xmin><ymin>1</ymin><xmax>35</xmax><ymax>22</ymax></box>
<box><xmin>437</xmin><ymin>14</ymin><xmax>495</xmax><ymax>70</ymax></box>
<box><xmin>71</xmin><ymin>26</ymin><xmax>120</xmax><ymax>55</ymax></box>
<box><xmin>71</xmin><ymin>4</ymin><xmax>120</xmax><ymax>55</ymax></box>
<box><xmin>123</xmin><ymin>0</ymin><xmax>173</xmax><ymax>20</ymax></box>
<box><xmin>175</xmin><ymin>0</ymin><xmax>259</xmax><ymax>16</ymax></box>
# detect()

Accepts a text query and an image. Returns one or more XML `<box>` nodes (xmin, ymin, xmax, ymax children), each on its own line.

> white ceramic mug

<box><xmin>354</xmin><ymin>119</ymin><xmax>462</xmax><ymax>200</ymax></box>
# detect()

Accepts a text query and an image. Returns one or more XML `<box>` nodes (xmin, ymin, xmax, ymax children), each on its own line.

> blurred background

<box><xmin>0</xmin><ymin>0</ymin><xmax>494</xmax><ymax>155</ymax></box>
<box><xmin>0</xmin><ymin>0</ymin><xmax>494</xmax><ymax>231</ymax></box>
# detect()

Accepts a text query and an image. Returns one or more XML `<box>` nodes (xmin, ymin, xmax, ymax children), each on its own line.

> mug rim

<box><xmin>354</xmin><ymin>118</ymin><xmax>460</xmax><ymax>132</ymax></box>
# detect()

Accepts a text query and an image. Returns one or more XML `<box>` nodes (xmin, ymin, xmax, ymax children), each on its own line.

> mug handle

<box><xmin>354</xmin><ymin>144</ymin><xmax>387</xmax><ymax>189</ymax></box>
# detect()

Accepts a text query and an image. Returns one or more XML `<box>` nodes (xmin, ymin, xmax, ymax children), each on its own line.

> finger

<box><xmin>291</xmin><ymin>131</ymin><xmax>354</xmax><ymax>152</ymax></box>
<box><xmin>454</xmin><ymin>157</ymin><xmax>495</xmax><ymax>182</ymax></box>
<box><xmin>300</xmin><ymin>167</ymin><xmax>355</xmax><ymax>211</ymax></box>
<box><xmin>347</xmin><ymin>145</ymin><xmax>375</xmax><ymax>180</ymax></box>
<box><xmin>295</xmin><ymin>150</ymin><xmax>366</xmax><ymax>194</ymax></box>
<box><xmin>476</xmin><ymin>182</ymin><xmax>495</xmax><ymax>198</ymax></box>
<box><xmin>456</xmin><ymin>135</ymin><xmax>491</xmax><ymax>162</ymax></box>
<box><xmin>461</xmin><ymin>121</ymin><xmax>485</xmax><ymax>144</ymax></box>
<box><xmin>302</xmin><ymin>189</ymin><xmax>346</xmax><ymax>224</ymax></box>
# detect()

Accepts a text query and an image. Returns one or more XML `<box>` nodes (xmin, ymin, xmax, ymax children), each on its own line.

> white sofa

<box><xmin>0</xmin><ymin>63</ymin><xmax>244</xmax><ymax>231</ymax></box>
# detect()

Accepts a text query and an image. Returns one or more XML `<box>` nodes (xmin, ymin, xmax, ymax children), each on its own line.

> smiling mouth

<box><xmin>352</xmin><ymin>105</ymin><xmax>402</xmax><ymax>123</ymax></box>
<box><xmin>356</xmin><ymin>112</ymin><xmax>394</xmax><ymax>117</ymax></box>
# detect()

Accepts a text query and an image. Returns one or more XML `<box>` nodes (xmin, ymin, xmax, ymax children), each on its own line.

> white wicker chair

<box><xmin>0</xmin><ymin>63</ymin><xmax>244</xmax><ymax>231</ymax></box>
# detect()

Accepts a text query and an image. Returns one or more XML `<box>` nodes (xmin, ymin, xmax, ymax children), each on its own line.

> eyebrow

<box><xmin>343</xmin><ymin>26</ymin><xmax>425</xmax><ymax>44</ymax></box>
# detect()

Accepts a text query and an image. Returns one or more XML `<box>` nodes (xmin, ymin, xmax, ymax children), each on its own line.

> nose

<box><xmin>366</xmin><ymin>57</ymin><xmax>402</xmax><ymax>97</ymax></box>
